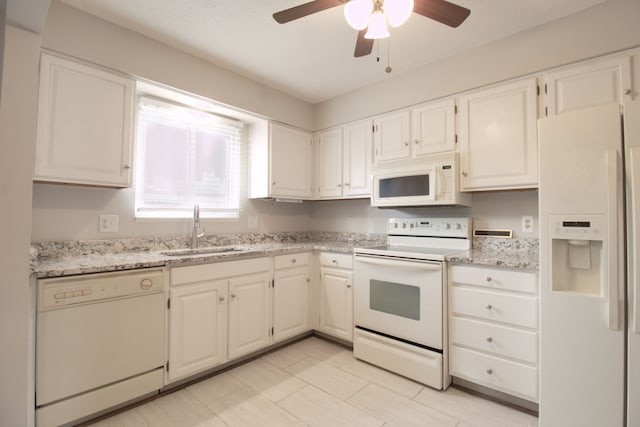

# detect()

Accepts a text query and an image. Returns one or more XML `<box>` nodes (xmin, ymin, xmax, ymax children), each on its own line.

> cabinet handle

<box><xmin>306</xmin><ymin>278</ymin><xmax>311</xmax><ymax>282</ymax></box>
<box><xmin>485</xmin><ymin>276</ymin><xmax>492</xmax><ymax>282</ymax></box>
<box><xmin>624</xmin><ymin>89</ymin><xmax>632</xmax><ymax>95</ymax></box>
<box><xmin>331</xmin><ymin>259</ymin><xmax>338</xmax><ymax>264</ymax></box>
<box><xmin>337</xmin><ymin>184</ymin><xmax>342</xmax><ymax>188</ymax></box>
<box><xmin>486</xmin><ymin>369</ymin><xmax>493</xmax><ymax>375</ymax></box>
<box><xmin>231</xmin><ymin>293</ymin><xmax>237</xmax><ymax>299</ymax></box>
<box><xmin>219</xmin><ymin>296</ymin><xmax>225</xmax><ymax>302</ymax></box>
<box><xmin>123</xmin><ymin>164</ymin><xmax>131</xmax><ymax>170</ymax></box>
<box><xmin>486</xmin><ymin>337</ymin><xmax>493</xmax><ymax>343</ymax></box>
<box><xmin>414</xmin><ymin>139</ymin><xmax>420</xmax><ymax>144</ymax></box>
<box><xmin>344</xmin><ymin>182</ymin><xmax>350</xmax><ymax>186</ymax></box>
<box><xmin>462</xmin><ymin>171</ymin><xmax>468</xmax><ymax>177</ymax></box>
<box><xmin>485</xmin><ymin>304</ymin><xmax>493</xmax><ymax>310</ymax></box>
<box><xmin>272</xmin><ymin>181</ymin><xmax>276</xmax><ymax>186</ymax></box>
<box><xmin>404</xmin><ymin>141</ymin><xmax>409</xmax><ymax>147</ymax></box>
<box><xmin>346</xmin><ymin>284</ymin><xmax>352</xmax><ymax>288</ymax></box>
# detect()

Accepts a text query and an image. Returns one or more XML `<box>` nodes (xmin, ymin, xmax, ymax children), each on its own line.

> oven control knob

<box><xmin>392</xmin><ymin>223</ymin><xmax>398</xmax><ymax>229</ymax></box>
<box><xmin>409</xmin><ymin>223</ymin><xmax>415</xmax><ymax>229</ymax></box>
<box><xmin>455</xmin><ymin>223</ymin><xmax>462</xmax><ymax>230</ymax></box>
<box><xmin>444</xmin><ymin>223</ymin><xmax>451</xmax><ymax>230</ymax></box>
<box><xmin>402</xmin><ymin>223</ymin><xmax>407</xmax><ymax>229</ymax></box>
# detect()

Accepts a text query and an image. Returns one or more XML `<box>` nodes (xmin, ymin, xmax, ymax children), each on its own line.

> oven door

<box><xmin>354</xmin><ymin>254</ymin><xmax>443</xmax><ymax>349</ymax></box>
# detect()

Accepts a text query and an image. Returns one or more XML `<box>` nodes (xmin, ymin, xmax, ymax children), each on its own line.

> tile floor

<box><xmin>89</xmin><ymin>336</ymin><xmax>538</xmax><ymax>427</ymax></box>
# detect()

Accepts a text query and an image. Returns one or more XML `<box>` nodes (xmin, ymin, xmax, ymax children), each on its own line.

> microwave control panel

<box><xmin>439</xmin><ymin>163</ymin><xmax>454</xmax><ymax>199</ymax></box>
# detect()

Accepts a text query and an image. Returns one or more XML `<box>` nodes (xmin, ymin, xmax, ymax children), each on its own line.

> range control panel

<box><xmin>388</xmin><ymin>217</ymin><xmax>472</xmax><ymax>239</ymax></box>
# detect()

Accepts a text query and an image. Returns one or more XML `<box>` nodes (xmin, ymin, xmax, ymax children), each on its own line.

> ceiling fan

<box><xmin>273</xmin><ymin>0</ymin><xmax>471</xmax><ymax>58</ymax></box>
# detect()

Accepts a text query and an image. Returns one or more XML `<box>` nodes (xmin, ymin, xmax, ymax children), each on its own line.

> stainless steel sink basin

<box><xmin>161</xmin><ymin>246</ymin><xmax>248</xmax><ymax>256</ymax></box>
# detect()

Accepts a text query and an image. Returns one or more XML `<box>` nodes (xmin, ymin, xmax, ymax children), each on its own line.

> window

<box><xmin>134</xmin><ymin>97</ymin><xmax>242</xmax><ymax>219</ymax></box>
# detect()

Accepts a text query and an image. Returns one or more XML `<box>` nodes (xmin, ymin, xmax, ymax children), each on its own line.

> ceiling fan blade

<box><xmin>273</xmin><ymin>0</ymin><xmax>344</xmax><ymax>24</ymax></box>
<box><xmin>413</xmin><ymin>0</ymin><xmax>471</xmax><ymax>28</ymax></box>
<box><xmin>354</xmin><ymin>29</ymin><xmax>374</xmax><ymax>57</ymax></box>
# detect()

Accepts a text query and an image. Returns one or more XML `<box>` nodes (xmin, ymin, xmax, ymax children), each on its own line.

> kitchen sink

<box><xmin>161</xmin><ymin>246</ymin><xmax>248</xmax><ymax>256</ymax></box>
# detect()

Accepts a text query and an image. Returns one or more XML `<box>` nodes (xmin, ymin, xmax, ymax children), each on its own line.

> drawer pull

<box><xmin>486</xmin><ymin>369</ymin><xmax>493</xmax><ymax>375</ymax></box>
<box><xmin>486</xmin><ymin>337</ymin><xmax>493</xmax><ymax>343</ymax></box>
<box><xmin>486</xmin><ymin>276</ymin><xmax>492</xmax><ymax>282</ymax></box>
<box><xmin>291</xmin><ymin>258</ymin><xmax>297</xmax><ymax>264</ymax></box>
<box><xmin>485</xmin><ymin>304</ymin><xmax>493</xmax><ymax>310</ymax></box>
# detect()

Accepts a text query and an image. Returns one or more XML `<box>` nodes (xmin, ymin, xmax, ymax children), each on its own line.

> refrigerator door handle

<box><xmin>607</xmin><ymin>149</ymin><xmax>621</xmax><ymax>331</ymax></box>
<box><xmin>630</xmin><ymin>147</ymin><xmax>640</xmax><ymax>334</ymax></box>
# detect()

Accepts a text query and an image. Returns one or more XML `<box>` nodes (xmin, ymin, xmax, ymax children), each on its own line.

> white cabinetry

<box><xmin>448</xmin><ymin>264</ymin><xmax>539</xmax><ymax>402</ymax></box>
<box><xmin>228</xmin><ymin>271</ymin><xmax>272</xmax><ymax>359</ymax></box>
<box><xmin>34</xmin><ymin>53</ymin><xmax>134</xmax><ymax>187</ymax></box>
<box><xmin>168</xmin><ymin>257</ymin><xmax>270</xmax><ymax>381</ymax></box>
<box><xmin>317</xmin><ymin>253</ymin><xmax>353</xmax><ymax>343</ymax></box>
<box><xmin>272</xmin><ymin>253</ymin><xmax>311</xmax><ymax>342</ymax></box>
<box><xmin>373</xmin><ymin>110</ymin><xmax>411</xmax><ymax>163</ymax></box>
<box><xmin>315</xmin><ymin>121</ymin><xmax>372</xmax><ymax>199</ymax></box>
<box><xmin>410</xmin><ymin>98</ymin><xmax>456</xmax><ymax>156</ymax></box>
<box><xmin>457</xmin><ymin>78</ymin><xmax>538</xmax><ymax>191</ymax></box>
<box><xmin>543</xmin><ymin>56</ymin><xmax>633</xmax><ymax>116</ymax></box>
<box><xmin>250</xmin><ymin>122</ymin><xmax>313</xmax><ymax>200</ymax></box>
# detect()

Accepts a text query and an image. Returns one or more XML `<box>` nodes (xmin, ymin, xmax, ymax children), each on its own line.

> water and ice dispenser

<box><xmin>549</xmin><ymin>215</ymin><xmax>606</xmax><ymax>297</ymax></box>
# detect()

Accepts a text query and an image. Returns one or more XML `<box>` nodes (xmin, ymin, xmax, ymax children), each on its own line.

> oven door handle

<box><xmin>355</xmin><ymin>254</ymin><xmax>442</xmax><ymax>271</ymax></box>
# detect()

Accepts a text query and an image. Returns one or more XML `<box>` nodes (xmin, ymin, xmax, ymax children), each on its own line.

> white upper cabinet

<box><xmin>250</xmin><ymin>122</ymin><xmax>313</xmax><ymax>200</ymax></box>
<box><xmin>342</xmin><ymin>120</ymin><xmax>373</xmax><ymax>198</ymax></box>
<box><xmin>373</xmin><ymin>110</ymin><xmax>411</xmax><ymax>163</ymax></box>
<box><xmin>411</xmin><ymin>98</ymin><xmax>456</xmax><ymax>156</ymax></box>
<box><xmin>315</xmin><ymin>120</ymin><xmax>372</xmax><ymax>199</ymax></box>
<box><xmin>543</xmin><ymin>56</ymin><xmax>633</xmax><ymax>116</ymax></box>
<box><xmin>315</xmin><ymin>128</ymin><xmax>344</xmax><ymax>199</ymax></box>
<box><xmin>34</xmin><ymin>53</ymin><xmax>134</xmax><ymax>187</ymax></box>
<box><xmin>457</xmin><ymin>77</ymin><xmax>538</xmax><ymax>191</ymax></box>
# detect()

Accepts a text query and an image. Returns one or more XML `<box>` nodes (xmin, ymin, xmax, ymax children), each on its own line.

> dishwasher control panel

<box><xmin>38</xmin><ymin>268</ymin><xmax>165</xmax><ymax>310</ymax></box>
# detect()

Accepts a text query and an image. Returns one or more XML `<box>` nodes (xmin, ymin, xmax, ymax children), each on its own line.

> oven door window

<box><xmin>379</xmin><ymin>174</ymin><xmax>430</xmax><ymax>198</ymax></box>
<box><xmin>369</xmin><ymin>279</ymin><xmax>420</xmax><ymax>320</ymax></box>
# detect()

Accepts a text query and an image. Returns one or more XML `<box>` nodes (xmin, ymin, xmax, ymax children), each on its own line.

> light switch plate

<box><xmin>99</xmin><ymin>214</ymin><xmax>119</xmax><ymax>233</ymax></box>
<box><xmin>248</xmin><ymin>216</ymin><xmax>258</xmax><ymax>229</ymax></box>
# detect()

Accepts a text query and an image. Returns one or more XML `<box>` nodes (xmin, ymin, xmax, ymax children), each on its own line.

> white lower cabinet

<box><xmin>273</xmin><ymin>253</ymin><xmax>311</xmax><ymax>342</ymax></box>
<box><xmin>168</xmin><ymin>280</ymin><xmax>227</xmax><ymax>382</ymax></box>
<box><xmin>317</xmin><ymin>253</ymin><xmax>353</xmax><ymax>343</ymax></box>
<box><xmin>228</xmin><ymin>272</ymin><xmax>272</xmax><ymax>359</ymax></box>
<box><xmin>448</xmin><ymin>264</ymin><xmax>539</xmax><ymax>402</ymax></box>
<box><xmin>168</xmin><ymin>257</ymin><xmax>270</xmax><ymax>382</ymax></box>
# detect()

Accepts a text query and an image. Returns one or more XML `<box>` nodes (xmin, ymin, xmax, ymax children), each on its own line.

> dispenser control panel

<box><xmin>550</xmin><ymin>214</ymin><xmax>605</xmax><ymax>239</ymax></box>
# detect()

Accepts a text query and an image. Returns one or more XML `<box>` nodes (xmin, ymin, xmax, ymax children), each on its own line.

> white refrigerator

<box><xmin>538</xmin><ymin>100</ymin><xmax>640</xmax><ymax>426</ymax></box>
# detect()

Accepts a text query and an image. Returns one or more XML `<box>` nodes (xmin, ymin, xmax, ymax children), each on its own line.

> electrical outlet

<box><xmin>247</xmin><ymin>216</ymin><xmax>258</xmax><ymax>229</ymax></box>
<box><xmin>521</xmin><ymin>216</ymin><xmax>534</xmax><ymax>233</ymax></box>
<box><xmin>99</xmin><ymin>214</ymin><xmax>119</xmax><ymax>233</ymax></box>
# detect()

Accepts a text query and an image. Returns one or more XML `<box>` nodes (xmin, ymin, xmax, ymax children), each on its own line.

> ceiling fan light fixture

<box><xmin>365</xmin><ymin>10</ymin><xmax>390</xmax><ymax>39</ymax></box>
<box><xmin>384</xmin><ymin>0</ymin><xmax>414</xmax><ymax>27</ymax></box>
<box><xmin>344</xmin><ymin>0</ymin><xmax>374</xmax><ymax>30</ymax></box>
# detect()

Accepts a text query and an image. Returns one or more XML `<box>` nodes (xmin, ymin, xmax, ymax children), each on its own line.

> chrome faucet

<box><xmin>191</xmin><ymin>204</ymin><xmax>205</xmax><ymax>249</ymax></box>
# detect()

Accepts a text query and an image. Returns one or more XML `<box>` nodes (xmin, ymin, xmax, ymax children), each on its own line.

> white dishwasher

<box><xmin>35</xmin><ymin>268</ymin><xmax>165</xmax><ymax>427</ymax></box>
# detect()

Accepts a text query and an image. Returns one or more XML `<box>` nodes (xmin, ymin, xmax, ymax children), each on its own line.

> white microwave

<box><xmin>371</xmin><ymin>152</ymin><xmax>471</xmax><ymax>207</ymax></box>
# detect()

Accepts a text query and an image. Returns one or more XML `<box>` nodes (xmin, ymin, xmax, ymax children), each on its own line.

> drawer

<box><xmin>171</xmin><ymin>257</ymin><xmax>270</xmax><ymax>285</ymax></box>
<box><xmin>450</xmin><ymin>346</ymin><xmax>538</xmax><ymax>401</ymax></box>
<box><xmin>449</xmin><ymin>265</ymin><xmax>538</xmax><ymax>294</ymax></box>
<box><xmin>319</xmin><ymin>252</ymin><xmax>353</xmax><ymax>269</ymax></box>
<box><xmin>274</xmin><ymin>252</ymin><xmax>309</xmax><ymax>269</ymax></box>
<box><xmin>450</xmin><ymin>316</ymin><xmax>538</xmax><ymax>364</ymax></box>
<box><xmin>450</xmin><ymin>286</ymin><xmax>537</xmax><ymax>329</ymax></box>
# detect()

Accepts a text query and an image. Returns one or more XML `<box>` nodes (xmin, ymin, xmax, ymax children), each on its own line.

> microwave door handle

<box><xmin>355</xmin><ymin>255</ymin><xmax>441</xmax><ymax>271</ymax></box>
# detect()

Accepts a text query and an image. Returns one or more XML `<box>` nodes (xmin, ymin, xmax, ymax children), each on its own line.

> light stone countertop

<box><xmin>31</xmin><ymin>234</ymin><xmax>539</xmax><ymax>279</ymax></box>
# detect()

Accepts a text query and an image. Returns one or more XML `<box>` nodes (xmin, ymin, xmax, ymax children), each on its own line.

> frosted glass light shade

<box><xmin>364</xmin><ymin>11</ymin><xmax>390</xmax><ymax>39</ymax></box>
<box><xmin>344</xmin><ymin>0</ymin><xmax>373</xmax><ymax>30</ymax></box>
<box><xmin>385</xmin><ymin>0</ymin><xmax>414</xmax><ymax>27</ymax></box>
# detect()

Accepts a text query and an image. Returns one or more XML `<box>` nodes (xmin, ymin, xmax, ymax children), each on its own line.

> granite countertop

<box><xmin>446</xmin><ymin>237</ymin><xmax>539</xmax><ymax>270</ymax></box>
<box><xmin>31</xmin><ymin>233</ymin><xmax>539</xmax><ymax>279</ymax></box>
<box><xmin>31</xmin><ymin>233</ymin><xmax>380</xmax><ymax>279</ymax></box>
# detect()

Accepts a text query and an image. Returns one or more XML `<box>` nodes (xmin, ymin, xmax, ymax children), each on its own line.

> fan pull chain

<box><xmin>376</xmin><ymin>42</ymin><xmax>380</xmax><ymax>62</ymax></box>
<box><xmin>385</xmin><ymin>39</ymin><xmax>392</xmax><ymax>73</ymax></box>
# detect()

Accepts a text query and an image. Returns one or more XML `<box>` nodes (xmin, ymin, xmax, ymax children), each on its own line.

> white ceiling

<box><xmin>57</xmin><ymin>0</ymin><xmax>606</xmax><ymax>104</ymax></box>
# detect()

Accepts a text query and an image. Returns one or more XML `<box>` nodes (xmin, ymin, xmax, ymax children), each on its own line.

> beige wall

<box><xmin>0</xmin><ymin>25</ymin><xmax>41</xmax><ymax>427</ymax></box>
<box><xmin>315</xmin><ymin>0</ymin><xmax>640</xmax><ymax>129</ymax></box>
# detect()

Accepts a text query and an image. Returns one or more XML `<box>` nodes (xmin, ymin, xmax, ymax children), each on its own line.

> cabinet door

<box><xmin>273</xmin><ymin>266</ymin><xmax>310</xmax><ymax>342</ymax></box>
<box><xmin>34</xmin><ymin>53</ymin><xmax>134</xmax><ymax>187</ymax></box>
<box><xmin>544</xmin><ymin>56</ymin><xmax>632</xmax><ymax>116</ymax></box>
<box><xmin>168</xmin><ymin>280</ymin><xmax>227</xmax><ymax>382</ymax></box>
<box><xmin>411</xmin><ymin>98</ymin><xmax>456</xmax><ymax>156</ymax></box>
<box><xmin>458</xmin><ymin>78</ymin><xmax>538</xmax><ymax>191</ymax></box>
<box><xmin>315</xmin><ymin>128</ymin><xmax>343</xmax><ymax>198</ymax></box>
<box><xmin>269</xmin><ymin>123</ymin><xmax>313</xmax><ymax>199</ymax></box>
<box><xmin>343</xmin><ymin>120</ymin><xmax>373</xmax><ymax>198</ymax></box>
<box><xmin>373</xmin><ymin>111</ymin><xmax>411</xmax><ymax>163</ymax></box>
<box><xmin>228</xmin><ymin>272</ymin><xmax>271</xmax><ymax>359</ymax></box>
<box><xmin>318</xmin><ymin>268</ymin><xmax>353</xmax><ymax>342</ymax></box>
